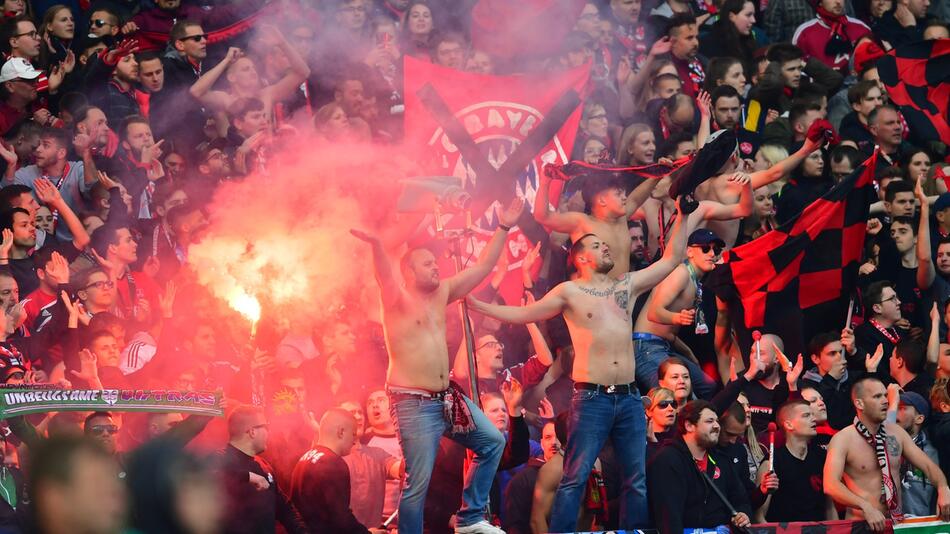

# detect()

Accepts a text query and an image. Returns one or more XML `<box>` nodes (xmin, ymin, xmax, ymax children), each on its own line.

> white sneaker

<box><xmin>454</xmin><ymin>520</ymin><xmax>506</xmax><ymax>534</ymax></box>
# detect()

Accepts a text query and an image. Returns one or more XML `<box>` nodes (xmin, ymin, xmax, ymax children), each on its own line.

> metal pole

<box><xmin>452</xmin><ymin>239</ymin><xmax>481</xmax><ymax>408</ymax></box>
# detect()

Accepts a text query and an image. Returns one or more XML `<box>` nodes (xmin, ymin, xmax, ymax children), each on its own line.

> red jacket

<box><xmin>792</xmin><ymin>15</ymin><xmax>870</xmax><ymax>72</ymax></box>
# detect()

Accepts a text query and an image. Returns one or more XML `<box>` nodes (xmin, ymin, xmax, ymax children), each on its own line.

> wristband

<box><xmin>499</xmin><ymin>224</ymin><xmax>511</xmax><ymax>232</ymax></box>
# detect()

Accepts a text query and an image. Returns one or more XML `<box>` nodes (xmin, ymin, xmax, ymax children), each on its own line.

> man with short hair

<box><xmin>634</xmin><ymin>228</ymin><xmax>728</xmax><ymax>397</ymax></box>
<box><xmin>150</xmin><ymin>21</ymin><xmax>209</xmax><ymax>155</ymax></box>
<box><xmin>9</xmin><ymin>127</ymin><xmax>97</xmax><ymax>242</ymax></box>
<box><xmin>115</xmin><ymin>116</ymin><xmax>164</xmax><ymax>218</ymax></box>
<box><xmin>468</xmin><ymin>208</ymin><xmax>688</xmax><ymax>531</ymax></box>
<box><xmin>220</xmin><ymin>404</ymin><xmax>307</xmax><ymax>534</ymax></box>
<box><xmin>875</xmin><ymin>0</ymin><xmax>933</xmax><ymax>47</ymax></box>
<box><xmin>868</xmin><ymin>104</ymin><xmax>905</xmax><ymax>162</ymax></box>
<box><xmin>792</xmin><ymin>0</ymin><xmax>870</xmax><ymax>73</ymax></box>
<box><xmin>88</xmin><ymin>8</ymin><xmax>121</xmax><ymax>38</ymax></box>
<box><xmin>226</xmin><ymin>97</ymin><xmax>269</xmax><ymax>176</ymax></box>
<box><xmin>829</xmin><ymin>145</ymin><xmax>860</xmax><ymax>183</ymax></box>
<box><xmin>290</xmin><ymin>408</ymin><xmax>386</xmax><ymax>533</ymax></box>
<box><xmin>666</xmin><ymin>13</ymin><xmax>704</xmax><ymax>97</ymax></box>
<box><xmin>749</xmin><ymin>44</ymin><xmax>843</xmax><ymax>116</ymax></box>
<box><xmin>890</xmin><ymin>339</ymin><xmax>934</xmax><ymax>400</ymax></box>
<box><xmin>136</xmin><ymin>52</ymin><xmax>164</xmax><ymax>119</ymax></box>
<box><xmin>761</xmin><ymin>400</ymin><xmax>837</xmax><ymax>521</ymax></box>
<box><xmin>432</xmin><ymin>32</ymin><xmax>467</xmax><ymax>70</ymax></box>
<box><xmin>648</xmin><ymin>400</ymin><xmax>753</xmax><ymax>532</ymax></box>
<box><xmin>88</xmin><ymin>222</ymin><xmax>161</xmax><ymax>326</ymax></box>
<box><xmin>897</xmin><ymin>391</ymin><xmax>940</xmax><ymax>517</ymax></box>
<box><xmin>362</xmin><ymin>388</ymin><xmax>402</xmax><ymax>527</ymax></box>
<box><xmin>29</xmin><ymin>436</ymin><xmax>126</xmax><ymax>534</ymax></box>
<box><xmin>824</xmin><ymin>376</ymin><xmax>950</xmax><ymax>528</ymax></box>
<box><xmin>802</xmin><ymin>330</ymin><xmax>882</xmax><ymax>429</ymax></box>
<box><xmin>853</xmin><ymin>281</ymin><xmax>907</xmax><ymax>374</ymax></box>
<box><xmin>0</xmin><ymin>57</ymin><xmax>40</xmax><ymax>136</ymax></box>
<box><xmin>340</xmin><ymin>399</ymin><xmax>401</xmax><ymax>530</ymax></box>
<box><xmin>840</xmin><ymin>80</ymin><xmax>883</xmax><ymax>155</ymax></box>
<box><xmin>84</xmin><ymin>41</ymin><xmax>143</xmax><ymax>127</ymax></box>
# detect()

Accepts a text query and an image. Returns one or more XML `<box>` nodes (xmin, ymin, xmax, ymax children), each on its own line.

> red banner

<box><xmin>403</xmin><ymin>57</ymin><xmax>589</xmax><ymax>302</ymax></box>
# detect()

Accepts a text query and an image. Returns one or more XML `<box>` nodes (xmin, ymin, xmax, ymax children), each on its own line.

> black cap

<box><xmin>688</xmin><ymin>228</ymin><xmax>725</xmax><ymax>247</ymax></box>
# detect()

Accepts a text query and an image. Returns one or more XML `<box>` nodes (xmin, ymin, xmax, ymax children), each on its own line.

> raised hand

<box><xmin>72</xmin><ymin>132</ymin><xmax>93</xmax><ymax>156</ymax></box>
<box><xmin>143</xmin><ymin>256</ymin><xmax>160</xmax><ymax>279</ymax></box>
<box><xmin>649</xmin><ymin>36</ymin><xmax>672</xmax><ymax>57</ymax></box>
<box><xmin>97</xmin><ymin>170</ymin><xmax>119</xmax><ymax>190</ymax></box>
<box><xmin>62</xmin><ymin>50</ymin><xmax>76</xmax><ymax>74</ymax></box>
<box><xmin>61</xmin><ymin>290</ymin><xmax>80</xmax><ymax>319</ymax></box>
<box><xmin>915</xmin><ymin>176</ymin><xmax>927</xmax><ymax>205</ymax></box>
<box><xmin>538</xmin><ymin>397</ymin><xmax>554</xmax><ymax>419</ymax></box>
<box><xmin>140</xmin><ymin>139</ymin><xmax>165</xmax><ymax>165</ymax></box>
<box><xmin>501</xmin><ymin>376</ymin><xmax>524</xmax><ymax>416</ymax></box>
<box><xmin>866</xmin><ymin>343</ymin><xmax>885</xmax><ymax>372</ymax></box>
<box><xmin>68</xmin><ymin>349</ymin><xmax>100</xmax><ymax>384</ymax></box>
<box><xmin>32</xmin><ymin>108</ymin><xmax>51</xmax><ymax>126</ymax></box>
<box><xmin>522</xmin><ymin>241</ymin><xmax>542</xmax><ymax>275</ymax></box>
<box><xmin>349</xmin><ymin>228</ymin><xmax>380</xmax><ymax>244</ymax></box>
<box><xmin>696</xmin><ymin>90</ymin><xmax>711</xmax><ymax>119</ymax></box>
<box><xmin>786</xmin><ymin>354</ymin><xmax>804</xmax><ymax>387</ymax></box>
<box><xmin>103</xmin><ymin>38</ymin><xmax>139</xmax><ymax>66</ymax></box>
<box><xmin>840</xmin><ymin>327</ymin><xmax>856</xmax><ymax>354</ymax></box>
<box><xmin>159</xmin><ymin>280</ymin><xmax>177</xmax><ymax>319</ymax></box>
<box><xmin>0</xmin><ymin>228</ymin><xmax>13</xmax><ymax>259</ymax></box>
<box><xmin>44</xmin><ymin>252</ymin><xmax>70</xmax><ymax>285</ymax></box>
<box><xmin>33</xmin><ymin>177</ymin><xmax>64</xmax><ymax>207</ymax></box>
<box><xmin>727</xmin><ymin>172</ymin><xmax>751</xmax><ymax>185</ymax></box>
<box><xmin>0</xmin><ymin>141</ymin><xmax>17</xmax><ymax>166</ymax></box>
<box><xmin>223</xmin><ymin>47</ymin><xmax>243</xmax><ymax>64</ymax></box>
<box><xmin>499</xmin><ymin>197</ymin><xmax>526</xmax><ymax>228</ymax></box>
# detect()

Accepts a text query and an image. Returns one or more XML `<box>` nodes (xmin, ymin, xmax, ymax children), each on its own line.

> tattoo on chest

<box><xmin>578</xmin><ymin>285</ymin><xmax>616</xmax><ymax>298</ymax></box>
<box><xmin>614</xmin><ymin>288</ymin><xmax>629</xmax><ymax>311</ymax></box>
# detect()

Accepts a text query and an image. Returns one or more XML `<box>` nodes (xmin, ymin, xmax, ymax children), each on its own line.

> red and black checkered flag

<box><xmin>706</xmin><ymin>153</ymin><xmax>879</xmax><ymax>358</ymax></box>
<box><xmin>877</xmin><ymin>38</ymin><xmax>950</xmax><ymax>145</ymax></box>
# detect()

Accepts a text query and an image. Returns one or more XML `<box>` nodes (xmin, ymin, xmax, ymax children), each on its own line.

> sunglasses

<box><xmin>84</xmin><ymin>280</ymin><xmax>115</xmax><ymax>290</ymax></box>
<box><xmin>654</xmin><ymin>400</ymin><xmax>676</xmax><ymax>409</ymax></box>
<box><xmin>88</xmin><ymin>424</ymin><xmax>119</xmax><ymax>436</ymax></box>
<box><xmin>692</xmin><ymin>244</ymin><xmax>723</xmax><ymax>255</ymax></box>
<box><xmin>91</xmin><ymin>19</ymin><xmax>115</xmax><ymax>28</ymax></box>
<box><xmin>181</xmin><ymin>34</ymin><xmax>208</xmax><ymax>43</ymax></box>
<box><xmin>476</xmin><ymin>341</ymin><xmax>504</xmax><ymax>351</ymax></box>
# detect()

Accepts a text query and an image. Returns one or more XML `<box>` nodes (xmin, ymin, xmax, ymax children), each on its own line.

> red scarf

<box><xmin>816</xmin><ymin>6</ymin><xmax>846</xmax><ymax>37</ymax></box>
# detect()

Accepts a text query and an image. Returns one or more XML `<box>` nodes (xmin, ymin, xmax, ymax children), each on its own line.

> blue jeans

<box><xmin>390</xmin><ymin>393</ymin><xmax>505</xmax><ymax>534</ymax></box>
<box><xmin>633</xmin><ymin>334</ymin><xmax>717</xmax><ymax>399</ymax></box>
<box><xmin>548</xmin><ymin>388</ymin><xmax>648</xmax><ymax>532</ymax></box>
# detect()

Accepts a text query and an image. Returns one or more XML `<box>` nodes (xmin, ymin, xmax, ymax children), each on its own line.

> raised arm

<box><xmin>915</xmin><ymin>179</ymin><xmax>935</xmax><ymax>289</ymax></box>
<box><xmin>446</xmin><ymin>198</ymin><xmax>524</xmax><ymax>301</ymax></box>
<box><xmin>467</xmin><ymin>283</ymin><xmax>568</xmax><ymax>324</ymax></box>
<box><xmin>625</xmin><ymin>176</ymin><xmax>661</xmax><ymax>218</ymax></box>
<box><xmin>749</xmin><ymin>137</ymin><xmax>821</xmax><ymax>190</ymax></box>
<box><xmin>693</xmin><ymin>178</ymin><xmax>753</xmax><ymax>221</ymax></box>
<box><xmin>350</xmin><ymin>229</ymin><xmax>401</xmax><ymax>308</ymax></box>
<box><xmin>189</xmin><ymin>47</ymin><xmax>241</xmax><ymax>111</ymax></box>
<box><xmin>630</xmin><ymin>204</ymin><xmax>686</xmax><ymax>296</ymax></box>
<box><xmin>696</xmin><ymin>90</ymin><xmax>711</xmax><ymax>149</ymax></box>
<box><xmin>33</xmin><ymin>178</ymin><xmax>89</xmax><ymax>250</ymax></box>
<box><xmin>533</xmin><ymin>170</ymin><xmax>588</xmax><ymax>233</ymax></box>
<box><xmin>258</xmin><ymin>26</ymin><xmax>311</xmax><ymax>105</ymax></box>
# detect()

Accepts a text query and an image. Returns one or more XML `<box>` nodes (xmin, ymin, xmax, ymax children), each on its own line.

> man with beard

<box><xmin>114</xmin><ymin>116</ymin><xmax>164</xmax><ymax>218</ymax></box>
<box><xmin>83</xmin><ymin>40</ymin><xmax>142</xmax><ymax>126</ymax></box>
<box><xmin>634</xmin><ymin>229</ymin><xmax>725</xmax><ymax>397</ymax></box>
<box><xmin>825</xmin><ymin>377</ymin><xmax>950</xmax><ymax>529</ymax></box>
<box><xmin>468</xmin><ymin>205</ymin><xmax>687</xmax><ymax>531</ymax></box>
<box><xmin>647</xmin><ymin>400</ymin><xmax>752</xmax><ymax>532</ymax></box>
<box><xmin>340</xmin><ymin>399</ymin><xmax>401</xmax><ymax>530</ymax></box>
<box><xmin>628</xmin><ymin>220</ymin><xmax>649</xmax><ymax>270</ymax></box>
<box><xmin>8</xmin><ymin>127</ymin><xmax>98</xmax><ymax>243</ymax></box>
<box><xmin>451</xmin><ymin>331</ymin><xmax>552</xmax><ymax>397</ymax></box>
<box><xmin>351</xmin><ymin>197</ymin><xmax>523</xmax><ymax>534</ymax></box>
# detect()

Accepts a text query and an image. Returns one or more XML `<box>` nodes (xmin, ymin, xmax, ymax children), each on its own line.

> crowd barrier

<box><xmin>568</xmin><ymin>515</ymin><xmax>949</xmax><ymax>534</ymax></box>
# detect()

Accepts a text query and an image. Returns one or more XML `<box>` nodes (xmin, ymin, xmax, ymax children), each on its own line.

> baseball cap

<box><xmin>688</xmin><ymin>229</ymin><xmax>725</xmax><ymax>247</ymax></box>
<box><xmin>900</xmin><ymin>391</ymin><xmax>930</xmax><ymax>420</ymax></box>
<box><xmin>934</xmin><ymin>193</ymin><xmax>950</xmax><ymax>213</ymax></box>
<box><xmin>0</xmin><ymin>58</ymin><xmax>41</xmax><ymax>84</ymax></box>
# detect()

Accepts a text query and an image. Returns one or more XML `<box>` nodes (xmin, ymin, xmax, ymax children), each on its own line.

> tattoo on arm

<box><xmin>885</xmin><ymin>435</ymin><xmax>900</xmax><ymax>459</ymax></box>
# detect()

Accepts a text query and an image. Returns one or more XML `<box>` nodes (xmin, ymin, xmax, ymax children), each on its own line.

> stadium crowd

<box><xmin>0</xmin><ymin>0</ymin><xmax>944</xmax><ymax>532</ymax></box>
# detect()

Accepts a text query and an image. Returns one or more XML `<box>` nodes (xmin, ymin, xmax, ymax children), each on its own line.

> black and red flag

<box><xmin>748</xmin><ymin>518</ymin><xmax>893</xmax><ymax>534</ymax></box>
<box><xmin>877</xmin><ymin>38</ymin><xmax>950</xmax><ymax>146</ymax></box>
<box><xmin>706</xmin><ymin>153</ymin><xmax>879</xmax><ymax>359</ymax></box>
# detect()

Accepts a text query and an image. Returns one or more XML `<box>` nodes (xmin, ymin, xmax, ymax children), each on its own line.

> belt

<box><xmin>575</xmin><ymin>382</ymin><xmax>638</xmax><ymax>395</ymax></box>
<box><xmin>632</xmin><ymin>332</ymin><xmax>665</xmax><ymax>341</ymax></box>
<box><xmin>386</xmin><ymin>385</ymin><xmax>448</xmax><ymax>401</ymax></box>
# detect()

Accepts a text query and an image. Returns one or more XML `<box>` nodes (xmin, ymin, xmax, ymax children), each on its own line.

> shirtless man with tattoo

<box><xmin>824</xmin><ymin>376</ymin><xmax>950</xmax><ymax>531</ymax></box>
<box><xmin>467</xmin><ymin>203</ymin><xmax>688</xmax><ymax>531</ymax></box>
<box><xmin>351</xmin><ymin>198</ymin><xmax>524</xmax><ymax>534</ymax></box>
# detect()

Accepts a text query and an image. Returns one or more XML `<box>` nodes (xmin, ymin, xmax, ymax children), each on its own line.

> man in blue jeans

<box><xmin>632</xmin><ymin>228</ymin><xmax>724</xmax><ymax>398</ymax></box>
<box><xmin>468</xmin><ymin>203</ymin><xmax>687</xmax><ymax>531</ymax></box>
<box><xmin>350</xmin><ymin>197</ymin><xmax>523</xmax><ymax>534</ymax></box>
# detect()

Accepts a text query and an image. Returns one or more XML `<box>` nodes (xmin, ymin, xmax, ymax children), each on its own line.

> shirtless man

<box><xmin>694</xmin><ymin>130</ymin><xmax>823</xmax><ymax>247</ymax></box>
<box><xmin>632</xmin><ymin>228</ymin><xmax>724</xmax><ymax>397</ymax></box>
<box><xmin>350</xmin><ymin>198</ymin><xmax>524</xmax><ymax>534</ymax></box>
<box><xmin>824</xmin><ymin>376</ymin><xmax>950</xmax><ymax>530</ymax></box>
<box><xmin>468</xmin><ymin>204</ymin><xmax>688</xmax><ymax>531</ymax></box>
<box><xmin>534</xmin><ymin>169</ymin><xmax>659</xmax><ymax>278</ymax></box>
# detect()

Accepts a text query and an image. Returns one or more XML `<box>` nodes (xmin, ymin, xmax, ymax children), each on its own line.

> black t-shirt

<box><xmin>8</xmin><ymin>236</ymin><xmax>81</xmax><ymax>297</ymax></box>
<box><xmin>290</xmin><ymin>446</ymin><xmax>369</xmax><ymax>534</ymax></box>
<box><xmin>743</xmin><ymin>379</ymin><xmax>790</xmax><ymax>435</ymax></box>
<box><xmin>894</xmin><ymin>264</ymin><xmax>926</xmax><ymax>329</ymax></box>
<box><xmin>766</xmin><ymin>442</ymin><xmax>827</xmax><ymax>522</ymax></box>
